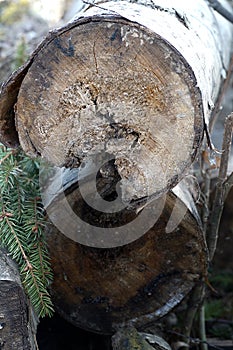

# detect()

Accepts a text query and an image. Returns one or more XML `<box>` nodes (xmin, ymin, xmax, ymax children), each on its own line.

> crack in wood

<box><xmin>93</xmin><ymin>40</ymin><xmax>99</xmax><ymax>74</ymax></box>
<box><xmin>24</xmin><ymin>130</ymin><xmax>41</xmax><ymax>157</ymax></box>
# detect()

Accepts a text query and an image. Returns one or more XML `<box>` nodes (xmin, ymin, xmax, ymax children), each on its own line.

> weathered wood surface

<box><xmin>45</xmin><ymin>176</ymin><xmax>207</xmax><ymax>333</ymax></box>
<box><xmin>0</xmin><ymin>249</ymin><xmax>38</xmax><ymax>350</ymax></box>
<box><xmin>75</xmin><ymin>0</ymin><xmax>233</xmax><ymax>125</ymax></box>
<box><xmin>0</xmin><ymin>0</ymin><xmax>232</xmax><ymax>201</ymax></box>
<box><xmin>14</xmin><ymin>17</ymin><xmax>203</xmax><ymax>202</ymax></box>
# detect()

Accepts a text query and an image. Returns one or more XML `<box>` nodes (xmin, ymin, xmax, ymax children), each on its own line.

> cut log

<box><xmin>0</xmin><ymin>0</ymin><xmax>231</xmax><ymax>338</ymax></box>
<box><xmin>0</xmin><ymin>0</ymin><xmax>232</xmax><ymax>201</ymax></box>
<box><xmin>44</xmin><ymin>171</ymin><xmax>207</xmax><ymax>334</ymax></box>
<box><xmin>0</xmin><ymin>249</ymin><xmax>38</xmax><ymax>350</ymax></box>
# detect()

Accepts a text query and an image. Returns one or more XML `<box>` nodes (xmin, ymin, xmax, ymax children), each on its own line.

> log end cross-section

<box><xmin>11</xmin><ymin>17</ymin><xmax>203</xmax><ymax>201</ymax></box>
<box><xmin>46</xmin><ymin>188</ymin><xmax>207</xmax><ymax>334</ymax></box>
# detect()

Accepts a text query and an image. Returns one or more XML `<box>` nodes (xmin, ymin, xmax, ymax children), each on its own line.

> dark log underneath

<box><xmin>46</xmin><ymin>183</ymin><xmax>207</xmax><ymax>334</ymax></box>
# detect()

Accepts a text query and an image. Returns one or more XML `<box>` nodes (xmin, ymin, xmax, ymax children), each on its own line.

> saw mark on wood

<box><xmin>136</xmin><ymin>55</ymin><xmax>166</xmax><ymax>86</ymax></box>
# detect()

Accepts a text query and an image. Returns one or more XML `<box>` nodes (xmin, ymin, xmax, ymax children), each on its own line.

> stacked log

<box><xmin>0</xmin><ymin>0</ymin><xmax>232</xmax><ymax>338</ymax></box>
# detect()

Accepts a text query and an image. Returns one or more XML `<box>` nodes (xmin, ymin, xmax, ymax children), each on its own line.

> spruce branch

<box><xmin>0</xmin><ymin>143</ymin><xmax>54</xmax><ymax>318</ymax></box>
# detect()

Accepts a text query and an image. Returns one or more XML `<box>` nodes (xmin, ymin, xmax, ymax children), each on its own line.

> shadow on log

<box><xmin>44</xmin><ymin>177</ymin><xmax>208</xmax><ymax>334</ymax></box>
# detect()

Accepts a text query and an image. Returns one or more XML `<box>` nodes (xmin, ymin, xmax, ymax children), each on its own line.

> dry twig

<box><xmin>207</xmin><ymin>113</ymin><xmax>233</xmax><ymax>261</ymax></box>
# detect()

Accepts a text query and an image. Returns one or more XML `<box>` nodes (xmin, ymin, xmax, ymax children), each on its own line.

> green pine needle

<box><xmin>0</xmin><ymin>144</ymin><xmax>54</xmax><ymax>318</ymax></box>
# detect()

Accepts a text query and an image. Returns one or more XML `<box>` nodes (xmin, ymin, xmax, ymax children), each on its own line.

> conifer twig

<box><xmin>0</xmin><ymin>145</ymin><xmax>54</xmax><ymax>317</ymax></box>
<box><xmin>0</xmin><ymin>150</ymin><xmax>14</xmax><ymax>165</ymax></box>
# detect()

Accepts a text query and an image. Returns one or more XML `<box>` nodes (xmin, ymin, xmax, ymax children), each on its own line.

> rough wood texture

<box><xmin>0</xmin><ymin>1</ymin><xmax>232</xmax><ymax>194</ymax></box>
<box><xmin>76</xmin><ymin>0</ymin><xmax>233</xmax><ymax>124</ymax></box>
<box><xmin>16</xmin><ymin>17</ymin><xmax>203</xmax><ymax>201</ymax></box>
<box><xmin>1</xmin><ymin>0</ymin><xmax>232</xmax><ymax>200</ymax></box>
<box><xmin>0</xmin><ymin>249</ymin><xmax>38</xmax><ymax>350</ymax></box>
<box><xmin>45</xmin><ymin>180</ymin><xmax>207</xmax><ymax>334</ymax></box>
<box><xmin>0</xmin><ymin>1</ymin><xmax>232</xmax><ymax>200</ymax></box>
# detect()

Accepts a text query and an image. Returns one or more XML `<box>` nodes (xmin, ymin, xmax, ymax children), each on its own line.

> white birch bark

<box><xmin>75</xmin><ymin>0</ymin><xmax>233</xmax><ymax>126</ymax></box>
